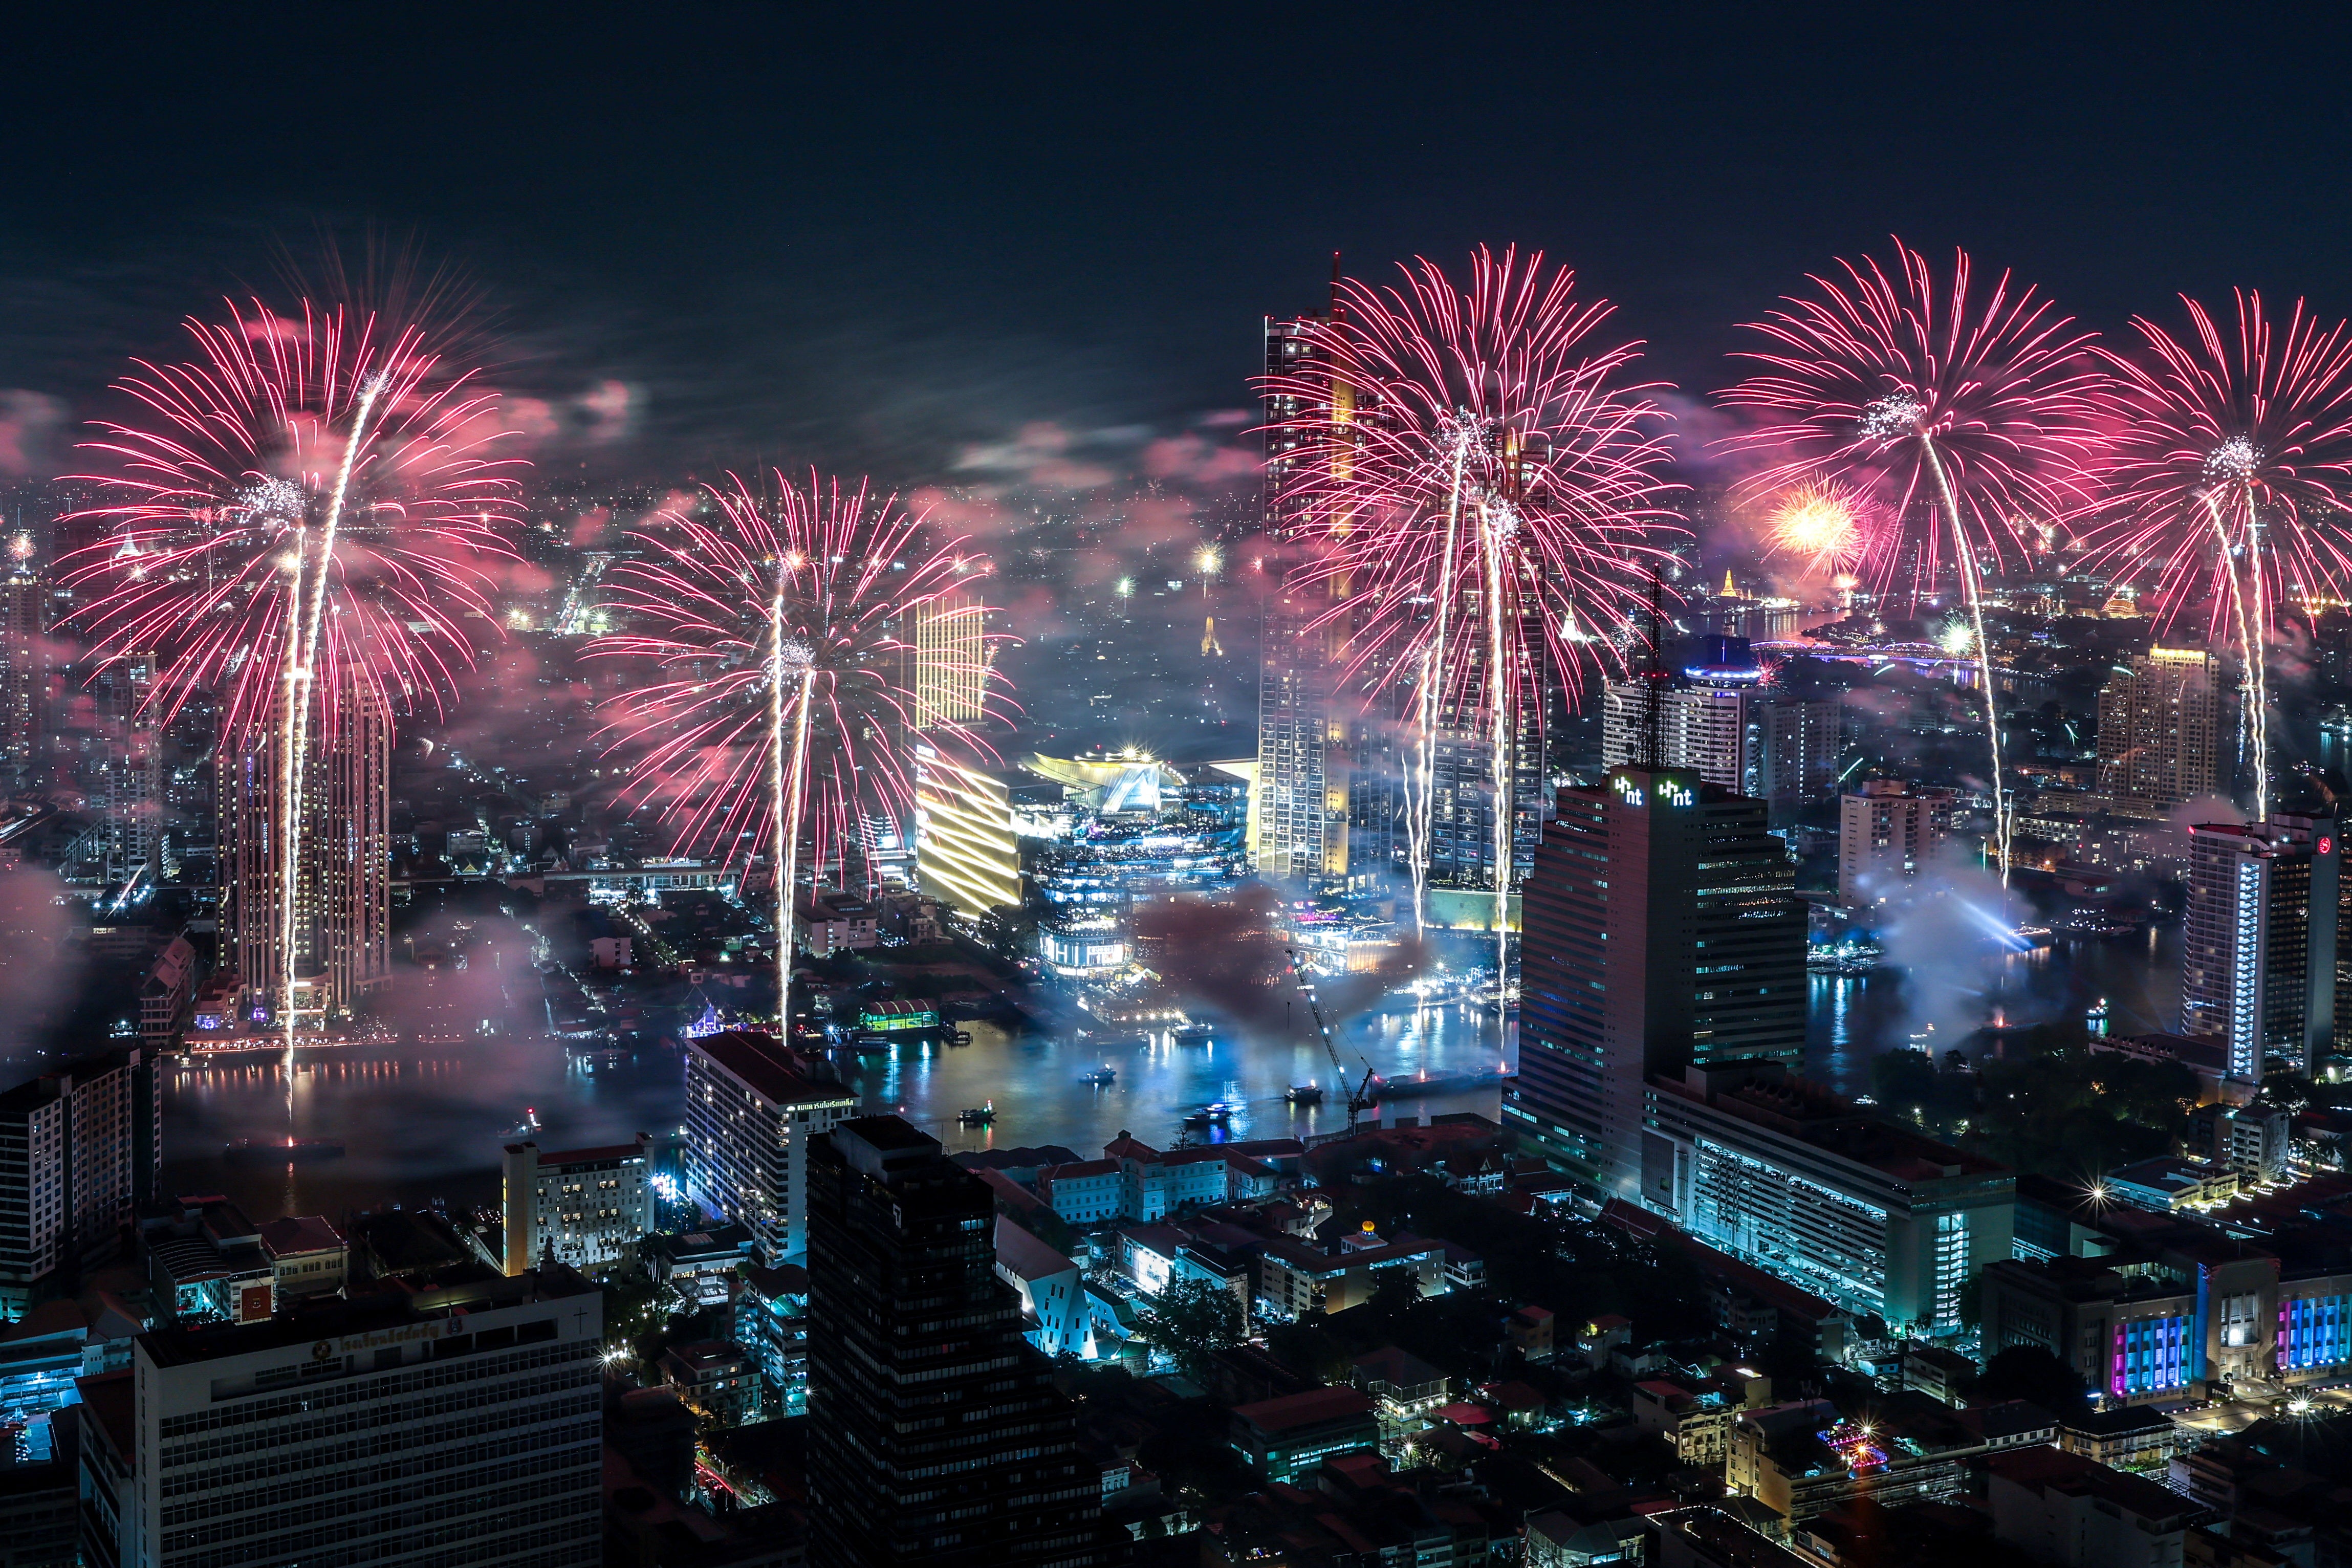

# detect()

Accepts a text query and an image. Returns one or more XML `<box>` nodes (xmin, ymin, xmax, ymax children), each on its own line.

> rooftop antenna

<box><xmin>1639</xmin><ymin>569</ymin><xmax>1667</xmax><ymax>771</ymax></box>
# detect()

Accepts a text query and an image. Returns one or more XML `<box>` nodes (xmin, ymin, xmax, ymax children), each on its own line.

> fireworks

<box><xmin>1259</xmin><ymin>245</ymin><xmax>1681</xmax><ymax>942</ymax></box>
<box><xmin>63</xmin><ymin>301</ymin><xmax>518</xmax><ymax>739</ymax></box>
<box><xmin>64</xmin><ymin>299</ymin><xmax>520</xmax><ymax>1037</ymax></box>
<box><xmin>1719</xmin><ymin>240</ymin><xmax>2110</xmax><ymax>883</ymax></box>
<box><xmin>1766</xmin><ymin>482</ymin><xmax>1870</xmax><ymax>575</ymax></box>
<box><xmin>587</xmin><ymin>472</ymin><xmax>1003</xmax><ymax>1010</ymax></box>
<box><xmin>2082</xmin><ymin>291</ymin><xmax>2352</xmax><ymax>819</ymax></box>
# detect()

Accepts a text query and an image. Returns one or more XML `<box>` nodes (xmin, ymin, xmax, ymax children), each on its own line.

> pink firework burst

<box><xmin>587</xmin><ymin>471</ymin><xmax>1006</xmax><ymax>895</ymax></box>
<box><xmin>1717</xmin><ymin>239</ymin><xmax>2112</xmax><ymax>879</ymax></box>
<box><xmin>1261</xmin><ymin>245</ymin><xmax>1682</xmax><ymax>707</ymax></box>
<box><xmin>62</xmin><ymin>300</ymin><xmax>521</xmax><ymax>741</ymax></box>
<box><xmin>2079</xmin><ymin>291</ymin><xmax>2352</xmax><ymax>818</ymax></box>
<box><xmin>1256</xmin><ymin>245</ymin><xmax>1681</xmax><ymax>934</ymax></box>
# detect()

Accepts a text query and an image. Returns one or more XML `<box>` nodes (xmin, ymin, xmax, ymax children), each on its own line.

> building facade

<box><xmin>913</xmin><ymin>744</ymin><xmax>1023</xmax><ymax>915</ymax></box>
<box><xmin>805</xmin><ymin>1117</ymin><xmax>1103</xmax><ymax>1568</ymax></box>
<box><xmin>0</xmin><ymin>1051</ymin><xmax>158</xmax><ymax>1320</ymax></box>
<box><xmin>1643</xmin><ymin>1059</ymin><xmax>2016</xmax><ymax>1335</ymax></box>
<box><xmin>1513</xmin><ymin>767</ymin><xmax>1806</xmax><ymax>1194</ymax></box>
<box><xmin>503</xmin><ymin>1134</ymin><xmax>652</xmax><ymax>1275</ymax></box>
<box><xmin>683</xmin><ymin>1031</ymin><xmax>855</xmax><ymax>1265</ymax></box>
<box><xmin>125</xmin><ymin>1268</ymin><xmax>600</xmax><ymax>1568</ymax></box>
<box><xmin>907</xmin><ymin>589</ymin><xmax>991</xmax><ymax>731</ymax></box>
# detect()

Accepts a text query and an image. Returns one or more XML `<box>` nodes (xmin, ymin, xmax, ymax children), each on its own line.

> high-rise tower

<box><xmin>222</xmin><ymin>678</ymin><xmax>391</xmax><ymax>1025</ymax></box>
<box><xmin>907</xmin><ymin>589</ymin><xmax>990</xmax><ymax>731</ymax></box>
<box><xmin>1254</xmin><ymin>280</ymin><xmax>1355</xmax><ymax>886</ymax></box>
<box><xmin>805</xmin><ymin>1117</ymin><xmax>1103</xmax><ymax>1568</ymax></box>
<box><xmin>1512</xmin><ymin>766</ymin><xmax>1805</xmax><ymax>1197</ymax></box>
<box><xmin>2097</xmin><ymin>647</ymin><xmax>2225</xmax><ymax>814</ymax></box>
<box><xmin>0</xmin><ymin>536</ymin><xmax>45</xmax><ymax>787</ymax></box>
<box><xmin>2181</xmin><ymin>815</ymin><xmax>2338</xmax><ymax>1086</ymax></box>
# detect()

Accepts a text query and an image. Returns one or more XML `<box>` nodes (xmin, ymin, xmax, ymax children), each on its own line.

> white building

<box><xmin>683</xmin><ymin>1031</ymin><xmax>856</xmax><ymax>1264</ymax></box>
<box><xmin>993</xmin><ymin>1216</ymin><xmax>1087</xmax><ymax>1357</ymax></box>
<box><xmin>125</xmin><ymin>1268</ymin><xmax>601</xmax><ymax>1568</ymax></box>
<box><xmin>503</xmin><ymin>1134</ymin><xmax>652</xmax><ymax>1275</ymax></box>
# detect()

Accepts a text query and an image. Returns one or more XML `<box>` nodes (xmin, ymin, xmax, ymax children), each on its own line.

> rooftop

<box><xmin>257</xmin><ymin>1215</ymin><xmax>344</xmax><ymax>1259</ymax></box>
<box><xmin>1232</xmin><ymin>1386</ymin><xmax>1375</xmax><ymax>1436</ymax></box>
<box><xmin>141</xmin><ymin>1266</ymin><xmax>593</xmax><ymax>1369</ymax></box>
<box><xmin>688</xmin><ymin>1031</ymin><xmax>855</xmax><ymax>1108</ymax></box>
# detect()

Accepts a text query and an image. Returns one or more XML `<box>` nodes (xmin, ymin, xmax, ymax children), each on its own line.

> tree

<box><xmin>1136</xmin><ymin>1278</ymin><xmax>1243</xmax><ymax>1382</ymax></box>
<box><xmin>1971</xmin><ymin>1345</ymin><xmax>2088</xmax><ymax>1419</ymax></box>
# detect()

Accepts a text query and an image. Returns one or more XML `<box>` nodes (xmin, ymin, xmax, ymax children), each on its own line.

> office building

<box><xmin>1513</xmin><ymin>766</ymin><xmax>1805</xmax><ymax>1195</ymax></box>
<box><xmin>221</xmin><ymin>678</ymin><xmax>391</xmax><ymax>1024</ymax></box>
<box><xmin>1838</xmin><ymin>777</ymin><xmax>1951</xmax><ymax>906</ymax></box>
<box><xmin>913</xmin><ymin>743</ymin><xmax>1023</xmax><ymax>915</ymax></box>
<box><xmin>683</xmin><ymin>1031</ymin><xmax>855</xmax><ymax>1265</ymax></box>
<box><xmin>0</xmin><ymin>1051</ymin><xmax>158</xmax><ymax>1321</ymax></box>
<box><xmin>126</xmin><ymin>1266</ymin><xmax>601</xmax><ymax>1568</ymax></box>
<box><xmin>503</xmin><ymin>1133</ymin><xmax>652</xmax><ymax>1275</ymax></box>
<box><xmin>1644</xmin><ymin>1058</ymin><xmax>2015</xmax><ymax>1334</ymax></box>
<box><xmin>2096</xmin><ymin>647</ymin><xmax>2224</xmax><ymax>813</ymax></box>
<box><xmin>805</xmin><ymin>1116</ymin><xmax>1103</xmax><ymax>1568</ymax></box>
<box><xmin>1424</xmin><ymin>627</ymin><xmax>1549</xmax><ymax>897</ymax></box>
<box><xmin>0</xmin><ymin>537</ymin><xmax>45</xmax><ymax>785</ymax></box>
<box><xmin>2180</xmin><ymin>815</ymin><xmax>2338</xmax><ymax>1085</ymax></box>
<box><xmin>907</xmin><ymin>589</ymin><xmax>991</xmax><ymax>731</ymax></box>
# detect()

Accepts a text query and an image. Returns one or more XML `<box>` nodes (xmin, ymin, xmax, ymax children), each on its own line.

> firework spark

<box><xmin>2081</xmin><ymin>292</ymin><xmax>2352</xmax><ymax>821</ymax></box>
<box><xmin>1259</xmin><ymin>246</ymin><xmax>1682</xmax><ymax>946</ymax></box>
<box><xmin>1719</xmin><ymin>240</ymin><xmax>2110</xmax><ymax>883</ymax></box>
<box><xmin>587</xmin><ymin>472</ymin><xmax>1005</xmax><ymax>1014</ymax></box>
<box><xmin>1766</xmin><ymin>482</ymin><xmax>1870</xmax><ymax>575</ymax></box>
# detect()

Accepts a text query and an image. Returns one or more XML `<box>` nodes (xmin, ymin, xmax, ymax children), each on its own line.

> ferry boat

<box><xmin>1082</xmin><ymin>1065</ymin><xmax>1117</xmax><ymax>1086</ymax></box>
<box><xmin>1284</xmin><ymin>1082</ymin><xmax>1325</xmax><ymax>1105</ymax></box>
<box><xmin>957</xmin><ymin>1101</ymin><xmax>997</xmax><ymax>1126</ymax></box>
<box><xmin>1170</xmin><ymin>1025</ymin><xmax>1215</xmax><ymax>1047</ymax></box>
<box><xmin>1182</xmin><ymin>1101</ymin><xmax>1236</xmax><ymax>1129</ymax></box>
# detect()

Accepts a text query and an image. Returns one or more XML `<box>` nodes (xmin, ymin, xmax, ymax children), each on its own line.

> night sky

<box><xmin>2</xmin><ymin>8</ymin><xmax>2348</xmax><ymax>489</ymax></box>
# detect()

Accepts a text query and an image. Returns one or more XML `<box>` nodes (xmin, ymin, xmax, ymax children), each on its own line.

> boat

<box><xmin>1365</xmin><ymin>1068</ymin><xmax>1514</xmax><ymax>1100</ymax></box>
<box><xmin>1182</xmin><ymin>1101</ymin><xmax>1236</xmax><ymax>1129</ymax></box>
<box><xmin>957</xmin><ymin>1101</ymin><xmax>996</xmax><ymax>1126</ymax></box>
<box><xmin>946</xmin><ymin>1030</ymin><xmax>974</xmax><ymax>1046</ymax></box>
<box><xmin>225</xmin><ymin>1137</ymin><xmax>346</xmax><ymax>1165</ymax></box>
<box><xmin>1083</xmin><ymin>1065</ymin><xmax>1117</xmax><ymax>1086</ymax></box>
<box><xmin>1284</xmin><ymin>1083</ymin><xmax>1324</xmax><ymax>1106</ymax></box>
<box><xmin>1170</xmin><ymin>1025</ymin><xmax>1215</xmax><ymax>1047</ymax></box>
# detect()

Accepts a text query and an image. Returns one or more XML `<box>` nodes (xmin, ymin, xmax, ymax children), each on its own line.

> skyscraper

<box><xmin>221</xmin><ymin>678</ymin><xmax>391</xmax><ymax>1025</ymax></box>
<box><xmin>805</xmin><ymin>1117</ymin><xmax>1102</xmax><ymax>1568</ymax></box>
<box><xmin>1601</xmin><ymin>640</ymin><xmax>1848</xmax><ymax>818</ymax></box>
<box><xmin>1254</xmin><ymin>302</ymin><xmax>1354</xmax><ymax>886</ymax></box>
<box><xmin>2181</xmin><ymin>815</ymin><xmax>2339</xmax><ymax>1085</ymax></box>
<box><xmin>912</xmin><ymin>743</ymin><xmax>1023</xmax><ymax>915</ymax></box>
<box><xmin>1513</xmin><ymin>766</ymin><xmax>1805</xmax><ymax>1197</ymax></box>
<box><xmin>0</xmin><ymin>536</ymin><xmax>46</xmax><ymax>787</ymax></box>
<box><xmin>90</xmin><ymin>650</ymin><xmax>160</xmax><ymax>880</ymax></box>
<box><xmin>2097</xmin><ymin>647</ymin><xmax>2225</xmax><ymax>814</ymax></box>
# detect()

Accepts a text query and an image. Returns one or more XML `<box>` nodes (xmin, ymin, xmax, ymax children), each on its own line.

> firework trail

<box><xmin>1259</xmin><ymin>246</ymin><xmax>1682</xmax><ymax>954</ymax></box>
<box><xmin>1718</xmin><ymin>240</ymin><xmax>2110</xmax><ymax>886</ymax></box>
<box><xmin>587</xmin><ymin>472</ymin><xmax>1004</xmax><ymax>1021</ymax></box>
<box><xmin>2080</xmin><ymin>292</ymin><xmax>2352</xmax><ymax>821</ymax></box>
<box><xmin>64</xmin><ymin>300</ymin><xmax>520</xmax><ymax>1040</ymax></box>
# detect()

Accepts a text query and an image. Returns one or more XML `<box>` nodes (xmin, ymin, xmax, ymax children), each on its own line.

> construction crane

<box><xmin>1286</xmin><ymin>949</ymin><xmax>1378</xmax><ymax>1137</ymax></box>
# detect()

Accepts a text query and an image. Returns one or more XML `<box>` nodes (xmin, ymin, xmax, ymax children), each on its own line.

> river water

<box><xmin>164</xmin><ymin>929</ymin><xmax>2179</xmax><ymax>1224</ymax></box>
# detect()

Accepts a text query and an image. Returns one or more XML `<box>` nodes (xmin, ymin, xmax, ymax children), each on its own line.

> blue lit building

<box><xmin>735</xmin><ymin>1262</ymin><xmax>809</xmax><ymax>1417</ymax></box>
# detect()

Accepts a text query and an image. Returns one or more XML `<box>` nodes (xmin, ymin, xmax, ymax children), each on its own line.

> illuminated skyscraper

<box><xmin>907</xmin><ymin>589</ymin><xmax>990</xmax><ymax>731</ymax></box>
<box><xmin>912</xmin><ymin>743</ymin><xmax>1022</xmax><ymax>914</ymax></box>
<box><xmin>222</xmin><ymin>679</ymin><xmax>391</xmax><ymax>1025</ymax></box>
<box><xmin>1254</xmin><ymin>301</ymin><xmax>1354</xmax><ymax>886</ymax></box>
<box><xmin>90</xmin><ymin>649</ymin><xmax>160</xmax><ymax>879</ymax></box>
<box><xmin>2181</xmin><ymin>815</ymin><xmax>2338</xmax><ymax>1086</ymax></box>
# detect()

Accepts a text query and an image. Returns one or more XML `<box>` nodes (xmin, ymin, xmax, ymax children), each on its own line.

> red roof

<box><xmin>1232</xmin><ymin>1386</ymin><xmax>1374</xmax><ymax>1436</ymax></box>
